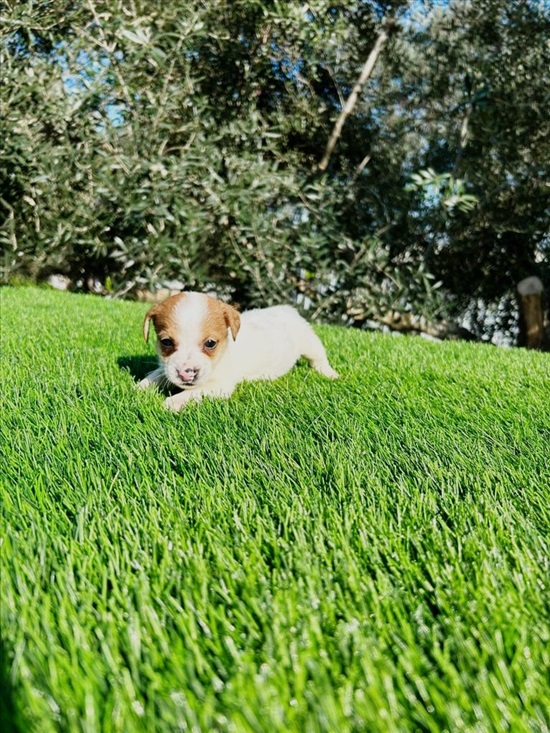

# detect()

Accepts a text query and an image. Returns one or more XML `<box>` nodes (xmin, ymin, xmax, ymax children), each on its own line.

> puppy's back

<box><xmin>234</xmin><ymin>305</ymin><xmax>333</xmax><ymax>381</ymax></box>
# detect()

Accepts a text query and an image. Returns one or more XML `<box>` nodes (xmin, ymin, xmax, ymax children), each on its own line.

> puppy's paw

<box><xmin>164</xmin><ymin>392</ymin><xmax>202</xmax><ymax>411</ymax></box>
<box><xmin>164</xmin><ymin>395</ymin><xmax>185</xmax><ymax>412</ymax></box>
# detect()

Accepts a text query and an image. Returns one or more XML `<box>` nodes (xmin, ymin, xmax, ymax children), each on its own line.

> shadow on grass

<box><xmin>118</xmin><ymin>355</ymin><xmax>158</xmax><ymax>383</ymax></box>
<box><xmin>0</xmin><ymin>642</ymin><xmax>23</xmax><ymax>733</ymax></box>
<box><xmin>118</xmin><ymin>355</ymin><xmax>182</xmax><ymax>396</ymax></box>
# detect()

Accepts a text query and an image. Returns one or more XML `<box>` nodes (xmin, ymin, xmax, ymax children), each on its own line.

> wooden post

<box><xmin>517</xmin><ymin>276</ymin><xmax>544</xmax><ymax>349</ymax></box>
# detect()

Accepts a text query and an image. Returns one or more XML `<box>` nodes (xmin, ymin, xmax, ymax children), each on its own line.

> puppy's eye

<box><xmin>204</xmin><ymin>338</ymin><xmax>217</xmax><ymax>350</ymax></box>
<box><xmin>160</xmin><ymin>338</ymin><xmax>174</xmax><ymax>348</ymax></box>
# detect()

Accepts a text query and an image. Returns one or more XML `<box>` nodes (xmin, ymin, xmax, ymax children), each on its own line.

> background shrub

<box><xmin>1</xmin><ymin>0</ymin><xmax>549</xmax><ymax>341</ymax></box>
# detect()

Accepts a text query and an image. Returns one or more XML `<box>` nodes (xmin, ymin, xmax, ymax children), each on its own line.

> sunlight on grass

<box><xmin>1</xmin><ymin>287</ymin><xmax>549</xmax><ymax>732</ymax></box>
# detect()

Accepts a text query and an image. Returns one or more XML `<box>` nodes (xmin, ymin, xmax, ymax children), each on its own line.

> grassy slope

<box><xmin>1</xmin><ymin>286</ymin><xmax>549</xmax><ymax>733</ymax></box>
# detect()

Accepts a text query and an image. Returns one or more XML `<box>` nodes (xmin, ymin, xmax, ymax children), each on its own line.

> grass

<box><xmin>1</xmin><ymin>285</ymin><xmax>549</xmax><ymax>733</ymax></box>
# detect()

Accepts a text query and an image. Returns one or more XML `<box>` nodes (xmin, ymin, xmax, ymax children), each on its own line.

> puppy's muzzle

<box><xmin>177</xmin><ymin>367</ymin><xmax>199</xmax><ymax>384</ymax></box>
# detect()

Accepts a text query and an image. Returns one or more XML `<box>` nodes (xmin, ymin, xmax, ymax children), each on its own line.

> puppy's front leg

<box><xmin>138</xmin><ymin>367</ymin><xmax>165</xmax><ymax>390</ymax></box>
<box><xmin>165</xmin><ymin>383</ymin><xmax>236</xmax><ymax>412</ymax></box>
<box><xmin>164</xmin><ymin>390</ymin><xmax>203</xmax><ymax>411</ymax></box>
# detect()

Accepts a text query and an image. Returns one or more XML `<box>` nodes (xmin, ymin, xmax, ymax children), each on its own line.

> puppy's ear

<box><xmin>223</xmin><ymin>304</ymin><xmax>241</xmax><ymax>341</ymax></box>
<box><xmin>143</xmin><ymin>306</ymin><xmax>158</xmax><ymax>342</ymax></box>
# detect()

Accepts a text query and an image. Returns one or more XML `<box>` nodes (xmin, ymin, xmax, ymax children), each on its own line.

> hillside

<box><xmin>1</xmin><ymin>287</ymin><xmax>549</xmax><ymax>732</ymax></box>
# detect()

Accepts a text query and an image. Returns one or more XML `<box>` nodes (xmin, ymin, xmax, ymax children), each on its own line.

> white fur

<box><xmin>163</xmin><ymin>293</ymin><xmax>210</xmax><ymax>389</ymax></box>
<box><xmin>139</xmin><ymin>294</ymin><xmax>338</xmax><ymax>411</ymax></box>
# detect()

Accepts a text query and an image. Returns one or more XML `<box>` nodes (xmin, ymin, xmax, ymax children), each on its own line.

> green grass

<box><xmin>1</xmin><ymin>286</ymin><xmax>549</xmax><ymax>733</ymax></box>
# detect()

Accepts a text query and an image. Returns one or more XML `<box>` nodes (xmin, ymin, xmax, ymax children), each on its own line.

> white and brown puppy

<box><xmin>139</xmin><ymin>291</ymin><xmax>338</xmax><ymax>411</ymax></box>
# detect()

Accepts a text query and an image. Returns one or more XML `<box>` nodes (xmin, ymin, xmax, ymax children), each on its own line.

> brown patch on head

<box><xmin>201</xmin><ymin>297</ymin><xmax>241</xmax><ymax>357</ymax></box>
<box><xmin>143</xmin><ymin>293</ymin><xmax>187</xmax><ymax>356</ymax></box>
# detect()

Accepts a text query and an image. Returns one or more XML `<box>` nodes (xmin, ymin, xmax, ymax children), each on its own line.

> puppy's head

<box><xmin>143</xmin><ymin>292</ymin><xmax>240</xmax><ymax>389</ymax></box>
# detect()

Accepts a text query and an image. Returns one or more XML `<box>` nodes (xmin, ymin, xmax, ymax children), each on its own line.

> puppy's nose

<box><xmin>177</xmin><ymin>367</ymin><xmax>198</xmax><ymax>383</ymax></box>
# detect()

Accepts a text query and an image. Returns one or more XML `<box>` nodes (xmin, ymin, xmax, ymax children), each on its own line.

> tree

<box><xmin>1</xmin><ymin>0</ymin><xmax>548</xmax><ymax>345</ymax></box>
<box><xmin>382</xmin><ymin>0</ymin><xmax>550</xmax><ymax>340</ymax></box>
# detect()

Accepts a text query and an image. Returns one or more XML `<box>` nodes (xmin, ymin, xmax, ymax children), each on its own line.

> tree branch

<box><xmin>318</xmin><ymin>24</ymin><xmax>392</xmax><ymax>172</ymax></box>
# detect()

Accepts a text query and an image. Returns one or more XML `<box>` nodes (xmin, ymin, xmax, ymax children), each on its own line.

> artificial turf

<box><xmin>1</xmin><ymin>286</ymin><xmax>549</xmax><ymax>732</ymax></box>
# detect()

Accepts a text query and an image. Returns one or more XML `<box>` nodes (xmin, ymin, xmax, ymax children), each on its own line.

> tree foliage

<box><xmin>1</xmin><ymin>0</ymin><xmax>548</xmax><ymax>341</ymax></box>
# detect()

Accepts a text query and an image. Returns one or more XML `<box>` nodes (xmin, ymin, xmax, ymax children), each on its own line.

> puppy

<box><xmin>139</xmin><ymin>291</ymin><xmax>338</xmax><ymax>411</ymax></box>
